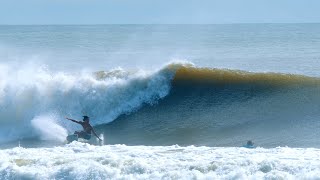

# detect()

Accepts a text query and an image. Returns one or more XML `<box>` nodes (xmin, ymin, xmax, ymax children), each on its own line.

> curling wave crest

<box><xmin>0</xmin><ymin>62</ymin><xmax>177</xmax><ymax>143</ymax></box>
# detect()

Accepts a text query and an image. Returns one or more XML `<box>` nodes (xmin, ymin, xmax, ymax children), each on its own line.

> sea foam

<box><xmin>0</xmin><ymin>62</ymin><xmax>175</xmax><ymax>143</ymax></box>
<box><xmin>1</xmin><ymin>143</ymin><xmax>320</xmax><ymax>179</ymax></box>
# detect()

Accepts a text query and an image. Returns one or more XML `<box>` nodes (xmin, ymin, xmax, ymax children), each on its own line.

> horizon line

<box><xmin>1</xmin><ymin>22</ymin><xmax>320</xmax><ymax>26</ymax></box>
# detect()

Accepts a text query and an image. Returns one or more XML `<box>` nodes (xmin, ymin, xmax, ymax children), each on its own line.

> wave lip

<box><xmin>173</xmin><ymin>66</ymin><xmax>320</xmax><ymax>86</ymax></box>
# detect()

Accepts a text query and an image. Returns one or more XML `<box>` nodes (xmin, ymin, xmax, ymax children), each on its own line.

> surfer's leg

<box><xmin>77</xmin><ymin>131</ymin><xmax>86</xmax><ymax>139</ymax></box>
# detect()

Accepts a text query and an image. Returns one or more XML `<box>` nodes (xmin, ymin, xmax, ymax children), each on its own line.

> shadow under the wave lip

<box><xmin>95</xmin><ymin>72</ymin><xmax>320</xmax><ymax>148</ymax></box>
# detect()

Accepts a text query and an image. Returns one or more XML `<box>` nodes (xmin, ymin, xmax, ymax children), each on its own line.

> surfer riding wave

<box><xmin>65</xmin><ymin>116</ymin><xmax>102</xmax><ymax>141</ymax></box>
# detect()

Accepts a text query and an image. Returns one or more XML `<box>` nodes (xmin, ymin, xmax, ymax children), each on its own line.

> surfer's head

<box><xmin>83</xmin><ymin>116</ymin><xmax>90</xmax><ymax>122</ymax></box>
<box><xmin>247</xmin><ymin>140</ymin><xmax>254</xmax><ymax>146</ymax></box>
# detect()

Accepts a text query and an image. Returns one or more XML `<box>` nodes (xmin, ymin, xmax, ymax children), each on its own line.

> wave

<box><xmin>0</xmin><ymin>62</ymin><xmax>175</xmax><ymax>143</ymax></box>
<box><xmin>99</xmin><ymin>64</ymin><xmax>320</xmax><ymax>147</ymax></box>
<box><xmin>1</xmin><ymin>62</ymin><xmax>320</xmax><ymax>147</ymax></box>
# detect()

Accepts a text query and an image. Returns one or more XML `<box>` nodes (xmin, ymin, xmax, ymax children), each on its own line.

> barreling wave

<box><xmin>1</xmin><ymin>62</ymin><xmax>320</xmax><ymax>147</ymax></box>
<box><xmin>99</xmin><ymin>64</ymin><xmax>320</xmax><ymax>147</ymax></box>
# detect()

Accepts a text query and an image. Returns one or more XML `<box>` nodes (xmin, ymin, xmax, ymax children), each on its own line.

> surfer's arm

<box><xmin>65</xmin><ymin>117</ymin><xmax>81</xmax><ymax>124</ymax></box>
<box><xmin>92</xmin><ymin>128</ymin><xmax>102</xmax><ymax>141</ymax></box>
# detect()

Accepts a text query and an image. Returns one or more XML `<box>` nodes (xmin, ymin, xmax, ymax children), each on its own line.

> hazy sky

<box><xmin>0</xmin><ymin>0</ymin><xmax>319</xmax><ymax>24</ymax></box>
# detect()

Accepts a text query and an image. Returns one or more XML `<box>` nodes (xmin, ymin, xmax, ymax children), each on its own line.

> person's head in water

<box><xmin>83</xmin><ymin>116</ymin><xmax>90</xmax><ymax>122</ymax></box>
<box><xmin>247</xmin><ymin>140</ymin><xmax>254</xmax><ymax>146</ymax></box>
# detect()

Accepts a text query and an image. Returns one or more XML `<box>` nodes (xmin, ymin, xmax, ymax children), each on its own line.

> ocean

<box><xmin>0</xmin><ymin>24</ymin><xmax>320</xmax><ymax>179</ymax></box>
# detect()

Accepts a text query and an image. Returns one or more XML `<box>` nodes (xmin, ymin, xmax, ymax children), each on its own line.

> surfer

<box><xmin>243</xmin><ymin>140</ymin><xmax>255</xmax><ymax>148</ymax></box>
<box><xmin>65</xmin><ymin>116</ymin><xmax>102</xmax><ymax>141</ymax></box>
<box><xmin>246</xmin><ymin>140</ymin><xmax>254</xmax><ymax>146</ymax></box>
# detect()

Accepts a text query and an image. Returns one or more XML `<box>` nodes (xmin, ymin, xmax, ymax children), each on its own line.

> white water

<box><xmin>31</xmin><ymin>114</ymin><xmax>68</xmax><ymax>142</ymax></box>
<box><xmin>0</xmin><ymin>62</ymin><xmax>175</xmax><ymax>143</ymax></box>
<box><xmin>1</xmin><ymin>142</ymin><xmax>320</xmax><ymax>180</ymax></box>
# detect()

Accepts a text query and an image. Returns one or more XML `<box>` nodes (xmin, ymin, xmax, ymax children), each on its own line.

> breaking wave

<box><xmin>100</xmin><ymin>64</ymin><xmax>320</xmax><ymax>147</ymax></box>
<box><xmin>1</xmin><ymin>62</ymin><xmax>320</xmax><ymax>147</ymax></box>
<box><xmin>0</xmin><ymin>62</ymin><xmax>175</xmax><ymax>143</ymax></box>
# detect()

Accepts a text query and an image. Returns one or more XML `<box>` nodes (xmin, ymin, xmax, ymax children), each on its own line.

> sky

<box><xmin>0</xmin><ymin>0</ymin><xmax>320</xmax><ymax>24</ymax></box>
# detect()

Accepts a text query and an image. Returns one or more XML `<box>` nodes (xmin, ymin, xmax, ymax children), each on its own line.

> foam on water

<box><xmin>31</xmin><ymin>114</ymin><xmax>68</xmax><ymax>142</ymax></box>
<box><xmin>1</xmin><ymin>143</ymin><xmax>320</xmax><ymax>179</ymax></box>
<box><xmin>0</xmin><ymin>62</ymin><xmax>175</xmax><ymax>143</ymax></box>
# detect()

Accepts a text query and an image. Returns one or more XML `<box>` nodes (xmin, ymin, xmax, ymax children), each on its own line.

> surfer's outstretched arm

<box><xmin>65</xmin><ymin>117</ymin><xmax>81</xmax><ymax>124</ymax></box>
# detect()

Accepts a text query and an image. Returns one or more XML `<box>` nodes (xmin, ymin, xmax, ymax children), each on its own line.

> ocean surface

<box><xmin>1</xmin><ymin>24</ymin><xmax>320</xmax><ymax>179</ymax></box>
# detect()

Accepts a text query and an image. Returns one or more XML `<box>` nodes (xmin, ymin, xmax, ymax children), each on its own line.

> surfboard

<box><xmin>66</xmin><ymin>134</ymin><xmax>78</xmax><ymax>143</ymax></box>
<box><xmin>66</xmin><ymin>133</ymin><xmax>103</xmax><ymax>145</ymax></box>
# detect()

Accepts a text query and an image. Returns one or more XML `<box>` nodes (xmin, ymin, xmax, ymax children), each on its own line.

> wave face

<box><xmin>0</xmin><ymin>63</ymin><xmax>175</xmax><ymax>143</ymax></box>
<box><xmin>99</xmin><ymin>65</ymin><xmax>320</xmax><ymax>147</ymax></box>
<box><xmin>1</xmin><ymin>62</ymin><xmax>320</xmax><ymax>147</ymax></box>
